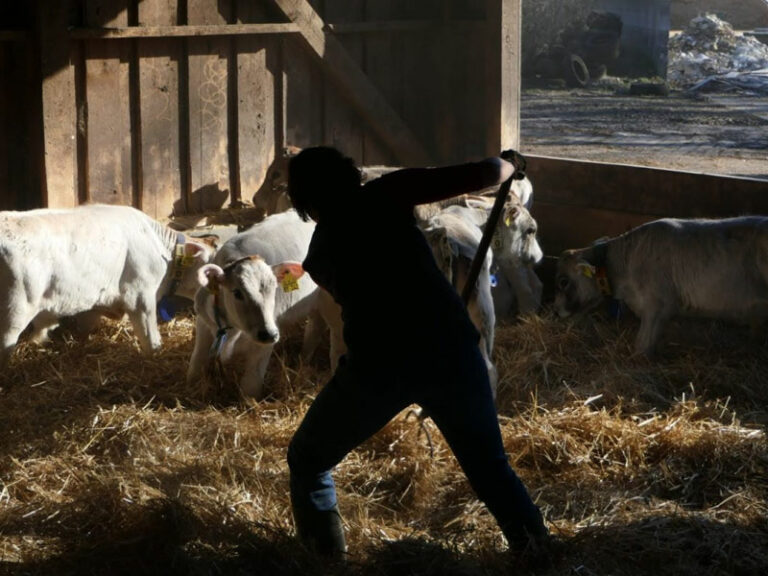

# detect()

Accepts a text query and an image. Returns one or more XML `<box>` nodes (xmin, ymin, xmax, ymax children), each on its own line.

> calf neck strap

<box><xmin>209</xmin><ymin>291</ymin><xmax>232</xmax><ymax>361</ymax></box>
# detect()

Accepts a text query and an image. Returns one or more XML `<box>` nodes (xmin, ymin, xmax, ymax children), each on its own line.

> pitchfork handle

<box><xmin>460</xmin><ymin>151</ymin><xmax>526</xmax><ymax>305</ymax></box>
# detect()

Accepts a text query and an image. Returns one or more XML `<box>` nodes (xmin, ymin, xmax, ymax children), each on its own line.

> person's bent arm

<box><xmin>363</xmin><ymin>157</ymin><xmax>515</xmax><ymax>208</ymax></box>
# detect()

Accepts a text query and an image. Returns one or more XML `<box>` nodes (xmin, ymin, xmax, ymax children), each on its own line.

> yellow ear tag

<box><xmin>281</xmin><ymin>271</ymin><xmax>299</xmax><ymax>292</ymax></box>
<box><xmin>504</xmin><ymin>215</ymin><xmax>512</xmax><ymax>227</ymax></box>
<box><xmin>579</xmin><ymin>264</ymin><xmax>595</xmax><ymax>279</ymax></box>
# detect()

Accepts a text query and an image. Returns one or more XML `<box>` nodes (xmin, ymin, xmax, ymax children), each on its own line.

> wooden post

<box><xmin>83</xmin><ymin>0</ymin><xmax>133</xmax><ymax>208</ymax></box>
<box><xmin>39</xmin><ymin>0</ymin><xmax>78</xmax><ymax>208</ymax></box>
<box><xmin>138</xmin><ymin>0</ymin><xmax>183</xmax><ymax>220</ymax></box>
<box><xmin>485</xmin><ymin>0</ymin><xmax>521</xmax><ymax>156</ymax></box>
<box><xmin>187</xmin><ymin>0</ymin><xmax>232</xmax><ymax>213</ymax></box>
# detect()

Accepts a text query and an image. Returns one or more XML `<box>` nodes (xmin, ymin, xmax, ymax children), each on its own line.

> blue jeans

<box><xmin>287</xmin><ymin>345</ymin><xmax>542</xmax><ymax>542</ymax></box>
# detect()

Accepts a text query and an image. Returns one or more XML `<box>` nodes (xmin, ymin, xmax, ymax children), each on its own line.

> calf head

<box><xmin>197</xmin><ymin>256</ymin><xmax>304</xmax><ymax>344</ymax></box>
<box><xmin>554</xmin><ymin>247</ymin><xmax>608</xmax><ymax>317</ymax></box>
<box><xmin>251</xmin><ymin>146</ymin><xmax>301</xmax><ymax>214</ymax></box>
<box><xmin>172</xmin><ymin>238</ymin><xmax>218</xmax><ymax>300</ymax></box>
<box><xmin>493</xmin><ymin>201</ymin><xmax>543</xmax><ymax>266</ymax></box>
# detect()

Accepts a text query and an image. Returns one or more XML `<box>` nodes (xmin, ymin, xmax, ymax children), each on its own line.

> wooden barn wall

<box><xmin>27</xmin><ymin>0</ymin><xmax>517</xmax><ymax>220</ymax></box>
<box><xmin>526</xmin><ymin>155</ymin><xmax>768</xmax><ymax>256</ymax></box>
<box><xmin>525</xmin><ymin>155</ymin><xmax>768</xmax><ymax>296</ymax></box>
<box><xmin>0</xmin><ymin>5</ymin><xmax>41</xmax><ymax>211</ymax></box>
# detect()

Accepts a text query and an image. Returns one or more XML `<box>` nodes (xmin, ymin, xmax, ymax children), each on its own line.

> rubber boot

<box><xmin>292</xmin><ymin>501</ymin><xmax>348</xmax><ymax>558</ymax></box>
<box><xmin>502</xmin><ymin>507</ymin><xmax>551</xmax><ymax>555</ymax></box>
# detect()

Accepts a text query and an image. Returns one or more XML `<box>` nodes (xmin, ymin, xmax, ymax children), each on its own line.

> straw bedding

<box><xmin>1</xmin><ymin>305</ymin><xmax>766</xmax><ymax>575</ymax></box>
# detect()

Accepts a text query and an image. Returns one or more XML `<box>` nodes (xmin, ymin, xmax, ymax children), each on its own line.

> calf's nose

<box><xmin>257</xmin><ymin>328</ymin><xmax>279</xmax><ymax>343</ymax></box>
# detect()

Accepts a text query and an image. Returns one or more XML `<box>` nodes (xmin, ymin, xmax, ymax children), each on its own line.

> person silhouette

<box><xmin>285</xmin><ymin>146</ymin><xmax>549</xmax><ymax>557</ymax></box>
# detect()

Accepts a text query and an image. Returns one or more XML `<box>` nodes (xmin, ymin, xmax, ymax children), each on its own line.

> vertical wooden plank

<box><xmin>178</xmin><ymin>0</ymin><xmax>192</xmax><ymax>215</ymax></box>
<box><xmin>360</xmin><ymin>0</ymin><xmax>397</xmax><ymax>166</ymax></box>
<box><xmin>282</xmin><ymin>0</ymin><xmax>324</xmax><ymax>153</ymax></box>
<box><xmin>393</xmin><ymin>0</ymin><xmax>437</xmax><ymax>165</ymax></box>
<box><xmin>433</xmin><ymin>2</ymin><xmax>457</xmax><ymax>164</ymax></box>
<box><xmin>322</xmin><ymin>0</ymin><xmax>365</xmax><ymax>163</ymax></box>
<box><xmin>84</xmin><ymin>0</ymin><xmax>133</xmax><ymax>206</ymax></box>
<box><xmin>186</xmin><ymin>0</ymin><xmax>231</xmax><ymax>213</ymax></box>
<box><xmin>485</xmin><ymin>0</ymin><xmax>521</xmax><ymax>156</ymax></box>
<box><xmin>0</xmin><ymin>45</ymin><xmax>9</xmax><ymax>209</ymax></box>
<box><xmin>235</xmin><ymin>2</ymin><xmax>275</xmax><ymax>206</ymax></box>
<box><xmin>138</xmin><ymin>0</ymin><xmax>181</xmax><ymax>219</ymax></box>
<box><xmin>13</xmin><ymin>36</ymin><xmax>41</xmax><ymax>210</ymax></box>
<box><xmin>40</xmin><ymin>0</ymin><xmax>78</xmax><ymax>208</ymax></box>
<box><xmin>74</xmin><ymin>39</ymin><xmax>89</xmax><ymax>206</ymax></box>
<box><xmin>441</xmin><ymin>0</ymin><xmax>487</xmax><ymax>163</ymax></box>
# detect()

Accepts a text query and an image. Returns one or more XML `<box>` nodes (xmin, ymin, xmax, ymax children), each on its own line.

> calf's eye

<box><xmin>233</xmin><ymin>289</ymin><xmax>244</xmax><ymax>301</ymax></box>
<box><xmin>556</xmin><ymin>276</ymin><xmax>570</xmax><ymax>290</ymax></box>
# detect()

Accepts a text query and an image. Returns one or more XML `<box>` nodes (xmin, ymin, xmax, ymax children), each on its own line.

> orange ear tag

<box><xmin>281</xmin><ymin>271</ymin><xmax>300</xmax><ymax>292</ymax></box>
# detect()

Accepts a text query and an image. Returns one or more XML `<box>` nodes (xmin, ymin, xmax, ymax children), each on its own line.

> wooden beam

<box><xmin>69</xmin><ymin>23</ymin><xmax>300</xmax><ymax>40</ymax></box>
<box><xmin>40</xmin><ymin>0</ymin><xmax>78</xmax><ymax>208</ymax></box>
<box><xmin>270</xmin><ymin>0</ymin><xmax>431</xmax><ymax>165</ymax></box>
<box><xmin>326</xmin><ymin>20</ymin><xmax>485</xmax><ymax>34</ymax></box>
<box><xmin>485</xmin><ymin>0</ymin><xmax>521</xmax><ymax>156</ymax></box>
<box><xmin>325</xmin><ymin>20</ymin><xmax>431</xmax><ymax>34</ymax></box>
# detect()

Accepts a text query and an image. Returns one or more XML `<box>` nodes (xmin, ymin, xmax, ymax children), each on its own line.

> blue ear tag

<box><xmin>158</xmin><ymin>296</ymin><xmax>176</xmax><ymax>322</ymax></box>
<box><xmin>489</xmin><ymin>273</ymin><xmax>498</xmax><ymax>288</ymax></box>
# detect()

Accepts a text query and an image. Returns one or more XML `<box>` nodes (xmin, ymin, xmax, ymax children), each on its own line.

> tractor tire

<box><xmin>564</xmin><ymin>53</ymin><xmax>590</xmax><ymax>87</ymax></box>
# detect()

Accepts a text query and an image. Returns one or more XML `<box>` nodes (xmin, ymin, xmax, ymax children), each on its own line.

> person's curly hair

<box><xmin>288</xmin><ymin>147</ymin><xmax>362</xmax><ymax>221</ymax></box>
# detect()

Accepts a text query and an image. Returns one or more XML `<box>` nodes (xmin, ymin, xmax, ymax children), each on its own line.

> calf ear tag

<box><xmin>281</xmin><ymin>272</ymin><xmax>299</xmax><ymax>292</ymax></box>
<box><xmin>577</xmin><ymin>262</ymin><xmax>596</xmax><ymax>278</ymax></box>
<box><xmin>273</xmin><ymin>262</ymin><xmax>304</xmax><ymax>292</ymax></box>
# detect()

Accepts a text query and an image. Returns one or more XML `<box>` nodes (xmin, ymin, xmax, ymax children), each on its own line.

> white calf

<box><xmin>187</xmin><ymin>210</ymin><xmax>343</xmax><ymax>399</ymax></box>
<box><xmin>0</xmin><ymin>204</ymin><xmax>214</xmax><ymax>365</ymax></box>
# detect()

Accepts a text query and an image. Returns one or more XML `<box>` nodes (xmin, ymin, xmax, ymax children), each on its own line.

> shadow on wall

<box><xmin>173</xmin><ymin>184</ymin><xmax>230</xmax><ymax>216</ymax></box>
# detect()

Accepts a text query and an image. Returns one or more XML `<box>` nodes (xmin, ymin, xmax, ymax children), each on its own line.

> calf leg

<box><xmin>510</xmin><ymin>265</ymin><xmax>542</xmax><ymax>316</ymax></box>
<box><xmin>187</xmin><ymin>315</ymin><xmax>216</xmax><ymax>383</ymax></box>
<box><xmin>0</xmin><ymin>295</ymin><xmax>36</xmax><ymax>368</ymax></box>
<box><xmin>27</xmin><ymin>311</ymin><xmax>60</xmax><ymax>344</ymax></box>
<box><xmin>634</xmin><ymin>309</ymin><xmax>672</xmax><ymax>357</ymax></box>
<box><xmin>300</xmin><ymin>309</ymin><xmax>325</xmax><ymax>363</ymax></box>
<box><xmin>126</xmin><ymin>296</ymin><xmax>162</xmax><ymax>353</ymax></box>
<box><xmin>466</xmin><ymin>297</ymin><xmax>498</xmax><ymax>401</ymax></box>
<box><xmin>318</xmin><ymin>292</ymin><xmax>345</xmax><ymax>371</ymax></box>
<box><xmin>240</xmin><ymin>343</ymin><xmax>274</xmax><ymax>400</ymax></box>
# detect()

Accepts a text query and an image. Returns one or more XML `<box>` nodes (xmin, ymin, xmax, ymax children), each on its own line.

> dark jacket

<box><xmin>303</xmin><ymin>160</ymin><xmax>504</xmax><ymax>364</ymax></box>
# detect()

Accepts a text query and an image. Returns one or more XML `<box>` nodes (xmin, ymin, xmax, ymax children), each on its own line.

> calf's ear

<box><xmin>273</xmin><ymin>262</ymin><xmax>305</xmax><ymax>293</ymax></box>
<box><xmin>197</xmin><ymin>264</ymin><xmax>226</xmax><ymax>290</ymax></box>
<box><xmin>272</xmin><ymin>262</ymin><xmax>305</xmax><ymax>281</ymax></box>
<box><xmin>503</xmin><ymin>204</ymin><xmax>520</xmax><ymax>226</ymax></box>
<box><xmin>185</xmin><ymin>239</ymin><xmax>215</xmax><ymax>261</ymax></box>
